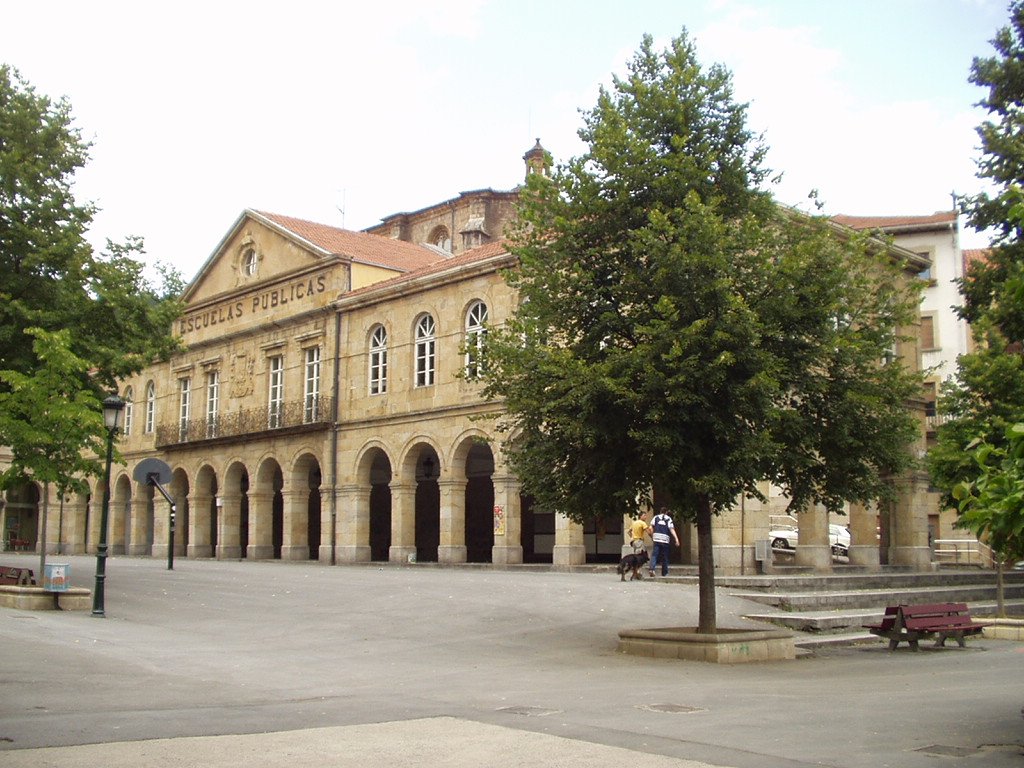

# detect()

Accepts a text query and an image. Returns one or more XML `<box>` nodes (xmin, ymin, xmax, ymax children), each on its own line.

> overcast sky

<box><xmin>1</xmin><ymin>0</ymin><xmax>1007</xmax><ymax>282</ymax></box>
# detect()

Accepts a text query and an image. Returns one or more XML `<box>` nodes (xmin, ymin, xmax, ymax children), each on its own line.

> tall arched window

<box><xmin>122</xmin><ymin>386</ymin><xmax>134</xmax><ymax>436</ymax></box>
<box><xmin>369</xmin><ymin>325</ymin><xmax>388</xmax><ymax>395</ymax></box>
<box><xmin>465</xmin><ymin>300</ymin><xmax>488</xmax><ymax>378</ymax></box>
<box><xmin>415</xmin><ymin>314</ymin><xmax>436</xmax><ymax>387</ymax></box>
<box><xmin>144</xmin><ymin>381</ymin><xmax>156</xmax><ymax>434</ymax></box>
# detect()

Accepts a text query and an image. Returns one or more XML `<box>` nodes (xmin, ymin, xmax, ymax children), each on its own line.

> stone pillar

<box><xmin>318</xmin><ymin>486</ymin><xmax>335</xmax><ymax>564</ymax></box>
<box><xmin>552</xmin><ymin>512</ymin><xmax>585</xmax><ymax>566</ymax></box>
<box><xmin>794</xmin><ymin>504</ymin><xmax>832</xmax><ymax>572</ymax></box>
<box><xmin>888</xmin><ymin>471</ymin><xmax>933</xmax><ymax>570</ymax></box>
<box><xmin>492</xmin><ymin>474</ymin><xmax>523</xmax><ymax>565</ymax></box>
<box><xmin>847</xmin><ymin>501</ymin><xmax>881</xmax><ymax>570</ymax></box>
<box><xmin>188</xmin><ymin>491</ymin><xmax>214</xmax><ymax>558</ymax></box>
<box><xmin>217</xmin><ymin>490</ymin><xmax>243</xmax><ymax>559</ymax></box>
<box><xmin>389</xmin><ymin>480</ymin><xmax>416</xmax><ymax>563</ymax></box>
<box><xmin>247</xmin><ymin>488</ymin><xmax>274</xmax><ymax>560</ymax></box>
<box><xmin>438</xmin><ymin>477</ymin><xmax>468</xmax><ymax>564</ymax></box>
<box><xmin>39</xmin><ymin>485</ymin><xmax>59</xmax><ymax>555</ymax></box>
<box><xmin>336</xmin><ymin>484</ymin><xmax>371</xmax><ymax>563</ymax></box>
<box><xmin>280</xmin><ymin>487</ymin><xmax>309</xmax><ymax>560</ymax></box>
<box><xmin>128</xmin><ymin>492</ymin><xmax>151</xmax><ymax>556</ymax></box>
<box><xmin>85</xmin><ymin>490</ymin><xmax>100</xmax><ymax>554</ymax></box>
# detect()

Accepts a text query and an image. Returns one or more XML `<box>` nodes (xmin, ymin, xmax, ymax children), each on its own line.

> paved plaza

<box><xmin>0</xmin><ymin>553</ymin><xmax>1022</xmax><ymax>767</ymax></box>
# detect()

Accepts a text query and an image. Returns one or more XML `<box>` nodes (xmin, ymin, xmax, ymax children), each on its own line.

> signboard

<box><xmin>43</xmin><ymin>563</ymin><xmax>69</xmax><ymax>592</ymax></box>
<box><xmin>493</xmin><ymin>505</ymin><xmax>506</xmax><ymax>536</ymax></box>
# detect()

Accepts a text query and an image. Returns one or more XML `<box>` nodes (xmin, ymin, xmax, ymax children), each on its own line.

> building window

<box><xmin>242</xmin><ymin>247</ymin><xmax>258</xmax><ymax>277</ymax></box>
<box><xmin>415</xmin><ymin>314</ymin><xmax>436</xmax><ymax>387</ymax></box>
<box><xmin>206</xmin><ymin>371</ymin><xmax>220</xmax><ymax>439</ymax></box>
<box><xmin>924</xmin><ymin>381</ymin><xmax>938</xmax><ymax>418</ymax></box>
<box><xmin>145</xmin><ymin>381</ymin><xmax>156</xmax><ymax>434</ymax></box>
<box><xmin>178</xmin><ymin>378</ymin><xmax>191</xmax><ymax>441</ymax></box>
<box><xmin>920</xmin><ymin>315</ymin><xmax>936</xmax><ymax>350</ymax></box>
<box><xmin>304</xmin><ymin>347</ymin><xmax>321</xmax><ymax>423</ymax></box>
<box><xmin>268</xmin><ymin>355</ymin><xmax>284</xmax><ymax>429</ymax></box>
<box><xmin>428</xmin><ymin>226</ymin><xmax>451</xmax><ymax>253</ymax></box>
<box><xmin>123</xmin><ymin>386</ymin><xmax>134</xmax><ymax>436</ymax></box>
<box><xmin>465</xmin><ymin>300</ymin><xmax>488</xmax><ymax>378</ymax></box>
<box><xmin>369</xmin><ymin>325</ymin><xmax>388</xmax><ymax>395</ymax></box>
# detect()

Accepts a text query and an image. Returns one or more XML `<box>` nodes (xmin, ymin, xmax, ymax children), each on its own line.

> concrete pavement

<box><xmin>0</xmin><ymin>553</ymin><xmax>1021</xmax><ymax>767</ymax></box>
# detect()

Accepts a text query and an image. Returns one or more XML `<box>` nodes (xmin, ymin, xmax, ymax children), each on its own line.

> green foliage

<box><xmin>928</xmin><ymin>323</ymin><xmax>1024</xmax><ymax>505</ymax></box>
<box><xmin>960</xmin><ymin>1</ymin><xmax>1024</xmax><ymax>342</ymax></box>
<box><xmin>952</xmin><ymin>422</ymin><xmax>1024</xmax><ymax>563</ymax></box>
<box><xmin>0</xmin><ymin>64</ymin><xmax>183</xmax><ymax>392</ymax></box>
<box><xmin>0</xmin><ymin>328</ymin><xmax>106</xmax><ymax>494</ymax></box>
<box><xmin>484</xmin><ymin>31</ymin><xmax>922</xmax><ymax>528</ymax></box>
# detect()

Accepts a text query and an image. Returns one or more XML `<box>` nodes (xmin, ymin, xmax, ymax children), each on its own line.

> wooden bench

<box><xmin>0</xmin><ymin>567</ymin><xmax>36</xmax><ymax>586</ymax></box>
<box><xmin>864</xmin><ymin>603</ymin><xmax>984</xmax><ymax>651</ymax></box>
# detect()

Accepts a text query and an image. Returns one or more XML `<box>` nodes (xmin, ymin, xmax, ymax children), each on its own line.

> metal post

<box><xmin>168</xmin><ymin>504</ymin><xmax>175</xmax><ymax>571</ymax></box>
<box><xmin>91</xmin><ymin>427</ymin><xmax>115</xmax><ymax>617</ymax></box>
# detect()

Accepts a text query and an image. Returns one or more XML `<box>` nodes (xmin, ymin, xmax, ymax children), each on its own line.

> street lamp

<box><xmin>92</xmin><ymin>394</ymin><xmax>124</xmax><ymax>618</ymax></box>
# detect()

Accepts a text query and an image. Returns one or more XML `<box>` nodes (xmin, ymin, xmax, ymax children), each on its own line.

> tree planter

<box><xmin>618</xmin><ymin>626</ymin><xmax>796</xmax><ymax>663</ymax></box>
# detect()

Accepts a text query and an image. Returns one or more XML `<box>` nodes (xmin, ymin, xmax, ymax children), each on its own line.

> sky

<box><xmin>1</xmin><ymin>0</ymin><xmax>1010</xmax><ymax>283</ymax></box>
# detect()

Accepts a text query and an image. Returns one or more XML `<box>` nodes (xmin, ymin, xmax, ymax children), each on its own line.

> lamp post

<box><xmin>92</xmin><ymin>394</ymin><xmax>124</xmax><ymax>618</ymax></box>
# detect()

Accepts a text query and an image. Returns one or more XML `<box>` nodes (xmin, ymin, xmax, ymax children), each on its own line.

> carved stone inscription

<box><xmin>230</xmin><ymin>351</ymin><xmax>254</xmax><ymax>398</ymax></box>
<box><xmin>179</xmin><ymin>272</ymin><xmax>329</xmax><ymax>337</ymax></box>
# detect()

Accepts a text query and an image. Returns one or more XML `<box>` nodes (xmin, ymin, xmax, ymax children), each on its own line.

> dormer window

<box><xmin>242</xmin><ymin>247</ymin><xmax>258</xmax><ymax>277</ymax></box>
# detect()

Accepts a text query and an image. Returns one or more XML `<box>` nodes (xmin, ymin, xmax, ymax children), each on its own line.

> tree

<box><xmin>482</xmin><ymin>32</ymin><xmax>922</xmax><ymax>633</ymax></box>
<box><xmin>0</xmin><ymin>65</ymin><xmax>182</xmax><ymax>497</ymax></box>
<box><xmin>0</xmin><ymin>64</ymin><xmax>182</xmax><ymax>392</ymax></box>
<box><xmin>0</xmin><ymin>328</ymin><xmax>107</xmax><ymax>569</ymax></box>
<box><xmin>952</xmin><ymin>422</ymin><xmax>1024</xmax><ymax>614</ymax></box>
<box><xmin>959</xmin><ymin>1</ymin><xmax>1024</xmax><ymax>343</ymax></box>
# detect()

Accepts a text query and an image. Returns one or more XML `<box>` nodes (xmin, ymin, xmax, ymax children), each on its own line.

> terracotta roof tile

<box><xmin>963</xmin><ymin>248</ymin><xmax>991</xmax><ymax>270</ymax></box>
<box><xmin>832</xmin><ymin>211</ymin><xmax>957</xmax><ymax>230</ymax></box>
<box><xmin>253</xmin><ymin>210</ymin><xmax>443</xmax><ymax>273</ymax></box>
<box><xmin>344</xmin><ymin>240</ymin><xmax>512</xmax><ymax>300</ymax></box>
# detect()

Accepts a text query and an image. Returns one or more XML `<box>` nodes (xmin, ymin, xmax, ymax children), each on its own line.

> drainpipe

<box><xmin>329</xmin><ymin>308</ymin><xmax>342</xmax><ymax>565</ymax></box>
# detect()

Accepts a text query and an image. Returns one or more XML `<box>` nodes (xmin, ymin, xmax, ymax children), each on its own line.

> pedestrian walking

<box><xmin>648</xmin><ymin>507</ymin><xmax>680</xmax><ymax>577</ymax></box>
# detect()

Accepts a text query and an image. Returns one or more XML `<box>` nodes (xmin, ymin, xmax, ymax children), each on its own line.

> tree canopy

<box><xmin>482</xmin><ymin>32</ymin><xmax>923</xmax><ymax>633</ymax></box>
<box><xmin>0</xmin><ymin>64</ymin><xmax>182</xmax><ymax>491</ymax></box>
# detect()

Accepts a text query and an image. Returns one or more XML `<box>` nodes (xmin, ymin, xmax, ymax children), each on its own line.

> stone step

<box><xmin>744</xmin><ymin>600</ymin><xmax>1024</xmax><ymax>633</ymax></box>
<box><xmin>711</xmin><ymin>569</ymin><xmax>1024</xmax><ymax>593</ymax></box>
<box><xmin>729</xmin><ymin>582</ymin><xmax>1024</xmax><ymax>611</ymax></box>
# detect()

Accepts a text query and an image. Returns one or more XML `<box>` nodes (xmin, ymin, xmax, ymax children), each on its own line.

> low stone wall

<box><xmin>0</xmin><ymin>585</ymin><xmax>91</xmax><ymax>611</ymax></box>
<box><xmin>979</xmin><ymin>618</ymin><xmax>1024</xmax><ymax>641</ymax></box>
<box><xmin>618</xmin><ymin>626</ymin><xmax>796</xmax><ymax>663</ymax></box>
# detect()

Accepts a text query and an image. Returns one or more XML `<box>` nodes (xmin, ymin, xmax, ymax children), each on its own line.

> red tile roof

<box><xmin>963</xmin><ymin>248</ymin><xmax>991</xmax><ymax>270</ymax></box>
<box><xmin>343</xmin><ymin>240</ymin><xmax>513</xmax><ymax>300</ymax></box>
<box><xmin>832</xmin><ymin>211</ymin><xmax>957</xmax><ymax>230</ymax></box>
<box><xmin>253</xmin><ymin>210</ymin><xmax>443</xmax><ymax>273</ymax></box>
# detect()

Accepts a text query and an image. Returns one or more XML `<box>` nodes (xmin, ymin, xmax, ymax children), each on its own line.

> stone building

<box><xmin>3</xmin><ymin>143</ymin><xmax>937</xmax><ymax>574</ymax></box>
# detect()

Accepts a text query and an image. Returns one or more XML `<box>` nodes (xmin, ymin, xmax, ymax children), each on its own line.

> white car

<box><xmin>769</xmin><ymin>524</ymin><xmax>851</xmax><ymax>556</ymax></box>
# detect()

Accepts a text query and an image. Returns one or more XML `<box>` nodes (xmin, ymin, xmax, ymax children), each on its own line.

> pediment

<box><xmin>182</xmin><ymin>211</ymin><xmax>325</xmax><ymax>306</ymax></box>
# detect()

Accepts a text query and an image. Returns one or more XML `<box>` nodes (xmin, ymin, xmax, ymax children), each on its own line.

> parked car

<box><xmin>769</xmin><ymin>524</ymin><xmax>851</xmax><ymax>556</ymax></box>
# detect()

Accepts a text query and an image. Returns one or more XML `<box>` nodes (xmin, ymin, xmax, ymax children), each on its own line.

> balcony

<box><xmin>156</xmin><ymin>396</ymin><xmax>335</xmax><ymax>448</ymax></box>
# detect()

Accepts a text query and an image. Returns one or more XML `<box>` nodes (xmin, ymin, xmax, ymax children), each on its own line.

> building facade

<box><xmin>3</xmin><ymin>145</ymin><xmax>939</xmax><ymax>574</ymax></box>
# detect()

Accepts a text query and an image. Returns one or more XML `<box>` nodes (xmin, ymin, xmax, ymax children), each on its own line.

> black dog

<box><xmin>617</xmin><ymin>550</ymin><xmax>649</xmax><ymax>581</ymax></box>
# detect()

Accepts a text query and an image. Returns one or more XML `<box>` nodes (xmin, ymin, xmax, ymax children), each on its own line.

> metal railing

<box><xmin>156</xmin><ymin>396</ymin><xmax>334</xmax><ymax>447</ymax></box>
<box><xmin>932</xmin><ymin>538</ymin><xmax>995</xmax><ymax>568</ymax></box>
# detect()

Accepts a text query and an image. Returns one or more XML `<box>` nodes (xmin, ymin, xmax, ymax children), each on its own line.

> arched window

<box><xmin>369</xmin><ymin>325</ymin><xmax>388</xmax><ymax>395</ymax></box>
<box><xmin>465</xmin><ymin>300</ymin><xmax>488</xmax><ymax>378</ymax></box>
<box><xmin>415</xmin><ymin>314</ymin><xmax>436</xmax><ymax>387</ymax></box>
<box><xmin>242</xmin><ymin>247</ymin><xmax>258</xmax><ymax>277</ymax></box>
<box><xmin>428</xmin><ymin>226</ymin><xmax>451</xmax><ymax>253</ymax></box>
<box><xmin>122</xmin><ymin>386</ymin><xmax>134</xmax><ymax>436</ymax></box>
<box><xmin>144</xmin><ymin>381</ymin><xmax>156</xmax><ymax>434</ymax></box>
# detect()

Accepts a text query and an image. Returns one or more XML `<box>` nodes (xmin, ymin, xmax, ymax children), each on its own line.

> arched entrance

<box><xmin>2</xmin><ymin>483</ymin><xmax>39</xmax><ymax>551</ymax></box>
<box><xmin>221</xmin><ymin>461</ymin><xmax>249</xmax><ymax>559</ymax></box>
<box><xmin>170</xmin><ymin>468</ymin><xmax>190</xmax><ymax>557</ymax></box>
<box><xmin>112</xmin><ymin>474</ymin><xmax>132</xmax><ymax>555</ymax></box>
<box><xmin>464</xmin><ymin>442</ymin><xmax>495</xmax><ymax>563</ymax></box>
<box><xmin>414</xmin><ymin>447</ymin><xmax>440</xmax><ymax>563</ymax></box>
<box><xmin>192</xmin><ymin>465</ymin><xmax>217</xmax><ymax>558</ymax></box>
<box><xmin>367</xmin><ymin>449</ymin><xmax>392</xmax><ymax>562</ymax></box>
<box><xmin>286</xmin><ymin>453</ymin><xmax>321</xmax><ymax>561</ymax></box>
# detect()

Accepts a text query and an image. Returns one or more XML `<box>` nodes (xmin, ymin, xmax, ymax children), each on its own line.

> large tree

<box><xmin>482</xmin><ymin>32</ymin><xmax>922</xmax><ymax>633</ymax></box>
<box><xmin>960</xmin><ymin>0</ymin><xmax>1024</xmax><ymax>343</ymax></box>
<box><xmin>930</xmin><ymin>2</ymin><xmax>1024</xmax><ymax>508</ymax></box>
<box><xmin>0</xmin><ymin>65</ymin><xmax>182</xmax><ymax>490</ymax></box>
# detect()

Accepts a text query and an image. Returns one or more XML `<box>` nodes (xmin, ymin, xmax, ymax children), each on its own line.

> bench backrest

<box><xmin>900</xmin><ymin>603</ymin><xmax>969</xmax><ymax>618</ymax></box>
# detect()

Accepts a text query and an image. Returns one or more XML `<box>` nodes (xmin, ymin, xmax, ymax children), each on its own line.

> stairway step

<box><xmin>731</xmin><ymin>583</ymin><xmax>1024</xmax><ymax>611</ymax></box>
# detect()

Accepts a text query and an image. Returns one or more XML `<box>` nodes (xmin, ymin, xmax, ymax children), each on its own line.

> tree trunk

<box><xmin>696</xmin><ymin>492</ymin><xmax>716</xmax><ymax>633</ymax></box>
